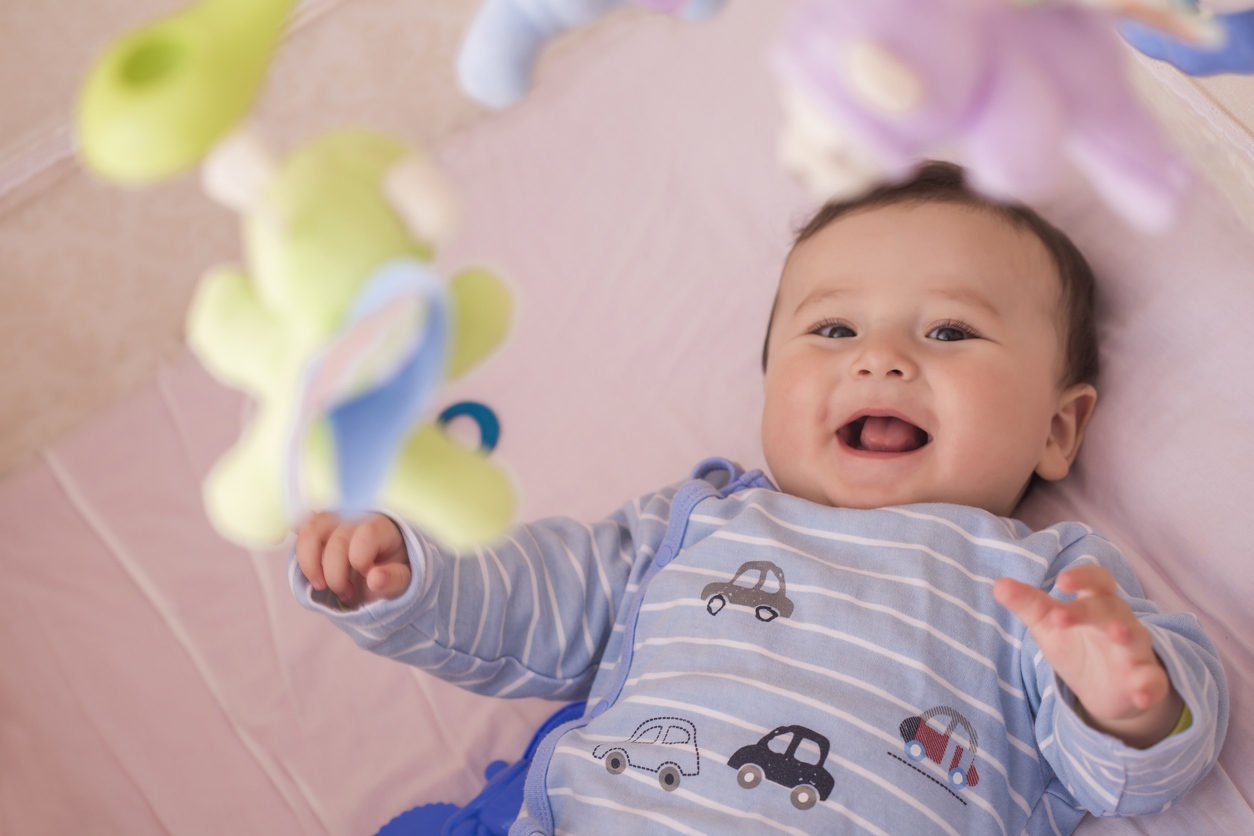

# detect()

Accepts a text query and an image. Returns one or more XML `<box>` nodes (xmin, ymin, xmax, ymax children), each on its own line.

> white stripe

<box><xmin>717</xmin><ymin>502</ymin><xmax>1010</xmax><ymax>586</ymax></box>
<box><xmin>547</xmin><ymin>785</ymin><xmax>712</xmax><ymax>836</ymax></box>
<box><xmin>560</xmin><ymin>541</ymin><xmax>597</xmax><ymax>659</ymax></box>
<box><xmin>1056</xmin><ymin>735</ymin><xmax>1121</xmax><ymax>809</ymax></box>
<box><xmin>1146</xmin><ymin>625</ymin><xmax>1203</xmax><ymax>719</ymax></box>
<box><xmin>621</xmin><ymin>694</ymin><xmax>1029</xmax><ymax>823</ymax></box>
<box><xmin>580</xmin><ymin>522</ymin><xmax>620</xmax><ymax>627</ymax></box>
<box><xmin>493</xmin><ymin>669</ymin><xmax>535</xmax><ymax>698</ymax></box>
<box><xmin>1122</xmin><ymin>744</ymin><xmax>1211</xmax><ymax>794</ymax></box>
<box><xmin>554</xmin><ymin>747</ymin><xmax>815</xmax><ymax>836</ymax></box>
<box><xmin>754</xmin><ymin>607</ymin><xmax>1009</xmax><ymax>725</ymax></box>
<box><xmin>384</xmin><ymin>636</ymin><xmax>436</xmax><ymax>658</ymax></box>
<box><xmin>1043</xmin><ymin>792</ymin><xmax>1064</xmax><ymax>836</ymax></box>
<box><xmin>664</xmin><ymin>563</ymin><xmax>1025</xmax><ymax>698</ymax></box>
<box><xmin>634</xmin><ymin>598</ymin><xmax>1039</xmax><ymax>766</ymax></box>
<box><xmin>555</xmin><ymin>743</ymin><xmax>901</xmax><ymax>836</ymax></box>
<box><xmin>507</xmin><ymin>535</ymin><xmax>543</xmax><ymax>668</ymax></box>
<box><xmin>537</xmin><ymin>542</ymin><xmax>569</xmax><ymax>680</ymax></box>
<box><xmin>483</xmin><ymin>543</ymin><xmax>513</xmax><ymax>593</ymax></box>
<box><xmin>448</xmin><ymin>550</ymin><xmax>461</xmax><ymax>646</ymax></box>
<box><xmin>467</xmin><ymin>549</ymin><xmax>491</xmax><ymax>658</ymax></box>
<box><xmin>883</xmin><ymin>507</ymin><xmax>1050</xmax><ymax>567</ymax></box>
<box><xmin>1043</xmin><ymin>554</ymin><xmax>1131</xmax><ymax>599</ymax></box>
<box><xmin>623</xmin><ymin>672</ymin><xmax>1031</xmax><ymax>814</ymax></box>
<box><xmin>707</xmin><ymin>529</ymin><xmax>1022</xmax><ymax>648</ymax></box>
<box><xmin>636</xmin><ymin>634</ymin><xmax>934</xmax><ymax>718</ymax></box>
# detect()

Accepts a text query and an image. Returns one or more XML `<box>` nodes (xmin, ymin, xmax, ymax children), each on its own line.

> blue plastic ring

<box><xmin>437</xmin><ymin>401</ymin><xmax>501</xmax><ymax>453</ymax></box>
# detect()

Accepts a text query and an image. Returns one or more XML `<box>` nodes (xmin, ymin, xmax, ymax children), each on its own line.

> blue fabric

<box><xmin>328</xmin><ymin>258</ymin><xmax>448</xmax><ymax>515</ymax></box>
<box><xmin>293</xmin><ymin>459</ymin><xmax>1227</xmax><ymax>835</ymax></box>
<box><xmin>374</xmin><ymin>702</ymin><xmax>587</xmax><ymax>836</ymax></box>
<box><xmin>1120</xmin><ymin>11</ymin><xmax>1254</xmax><ymax>76</ymax></box>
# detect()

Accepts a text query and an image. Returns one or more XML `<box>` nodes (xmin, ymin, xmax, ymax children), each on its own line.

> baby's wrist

<box><xmin>1075</xmin><ymin>685</ymin><xmax>1185</xmax><ymax>749</ymax></box>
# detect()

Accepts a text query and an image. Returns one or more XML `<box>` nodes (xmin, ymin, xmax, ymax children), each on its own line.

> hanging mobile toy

<box><xmin>76</xmin><ymin>0</ymin><xmax>518</xmax><ymax>548</ymax></box>
<box><xmin>773</xmin><ymin>0</ymin><xmax>1193</xmax><ymax>232</ymax></box>
<box><xmin>456</xmin><ymin>0</ymin><xmax>727</xmax><ymax>109</ymax></box>
<box><xmin>1110</xmin><ymin>0</ymin><xmax>1254</xmax><ymax>75</ymax></box>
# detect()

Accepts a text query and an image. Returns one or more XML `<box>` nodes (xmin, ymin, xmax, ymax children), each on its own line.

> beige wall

<box><xmin>2</xmin><ymin>0</ymin><xmax>1254</xmax><ymax>476</ymax></box>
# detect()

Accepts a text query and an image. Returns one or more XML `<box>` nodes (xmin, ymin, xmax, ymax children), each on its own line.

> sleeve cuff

<box><xmin>1074</xmin><ymin>698</ymin><xmax>1192</xmax><ymax>738</ymax></box>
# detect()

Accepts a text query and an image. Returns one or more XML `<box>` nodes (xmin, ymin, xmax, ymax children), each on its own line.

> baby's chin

<box><xmin>781</xmin><ymin>474</ymin><xmax>1017</xmax><ymax>516</ymax></box>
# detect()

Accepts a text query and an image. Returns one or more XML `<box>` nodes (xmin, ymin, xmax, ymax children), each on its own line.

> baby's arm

<box><xmin>287</xmin><ymin>488</ymin><xmax>676</xmax><ymax>701</ymax></box>
<box><xmin>994</xmin><ymin>534</ymin><xmax>1227</xmax><ymax>817</ymax></box>
<box><xmin>994</xmin><ymin>565</ymin><xmax>1184</xmax><ymax>749</ymax></box>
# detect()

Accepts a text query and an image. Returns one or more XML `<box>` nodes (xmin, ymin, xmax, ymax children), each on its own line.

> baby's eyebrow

<box><xmin>792</xmin><ymin>287</ymin><xmax>848</xmax><ymax>317</ymax></box>
<box><xmin>927</xmin><ymin>288</ymin><xmax>1001</xmax><ymax>317</ymax></box>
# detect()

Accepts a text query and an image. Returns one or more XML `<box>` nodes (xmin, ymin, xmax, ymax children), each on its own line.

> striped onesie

<box><xmin>290</xmin><ymin>458</ymin><xmax>1226</xmax><ymax>836</ymax></box>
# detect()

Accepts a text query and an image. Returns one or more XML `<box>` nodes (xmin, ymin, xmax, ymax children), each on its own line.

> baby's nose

<box><xmin>852</xmin><ymin>336</ymin><xmax>918</xmax><ymax>380</ymax></box>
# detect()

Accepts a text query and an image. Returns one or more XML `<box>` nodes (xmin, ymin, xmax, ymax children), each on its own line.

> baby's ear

<box><xmin>1035</xmin><ymin>383</ymin><xmax>1098</xmax><ymax>482</ymax></box>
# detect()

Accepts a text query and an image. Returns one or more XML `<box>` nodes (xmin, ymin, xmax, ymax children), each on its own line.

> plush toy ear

<box><xmin>201</xmin><ymin>126</ymin><xmax>276</xmax><ymax>212</ymax></box>
<box><xmin>383</xmin><ymin>156</ymin><xmax>459</xmax><ymax>246</ymax></box>
<box><xmin>445</xmin><ymin>267</ymin><xmax>512</xmax><ymax>380</ymax></box>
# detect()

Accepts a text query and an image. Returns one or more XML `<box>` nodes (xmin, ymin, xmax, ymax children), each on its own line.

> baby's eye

<box><xmin>812</xmin><ymin>320</ymin><xmax>856</xmax><ymax>339</ymax></box>
<box><xmin>926</xmin><ymin>321</ymin><xmax>977</xmax><ymax>342</ymax></box>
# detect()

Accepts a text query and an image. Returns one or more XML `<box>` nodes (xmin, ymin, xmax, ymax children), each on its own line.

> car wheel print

<box><xmin>706</xmin><ymin>595</ymin><xmax>726</xmax><ymax>616</ymax></box>
<box><xmin>948</xmin><ymin>768</ymin><xmax>967</xmax><ymax>789</ymax></box>
<box><xmin>658</xmin><ymin>765</ymin><xmax>681</xmax><ymax>791</ymax></box>
<box><xmin>736</xmin><ymin>763</ymin><xmax>764</xmax><ymax>790</ymax></box>
<box><xmin>790</xmin><ymin>784</ymin><xmax>819</xmax><ymax>811</ymax></box>
<box><xmin>604</xmin><ymin>749</ymin><xmax>627</xmax><ymax>775</ymax></box>
<box><xmin>754</xmin><ymin>605</ymin><xmax>778</xmax><ymax>622</ymax></box>
<box><xmin>905</xmin><ymin>740</ymin><xmax>926</xmax><ymax>762</ymax></box>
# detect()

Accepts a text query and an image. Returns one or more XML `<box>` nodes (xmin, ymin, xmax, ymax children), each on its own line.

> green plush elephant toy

<box><xmin>186</xmin><ymin>127</ymin><xmax>516</xmax><ymax>549</ymax></box>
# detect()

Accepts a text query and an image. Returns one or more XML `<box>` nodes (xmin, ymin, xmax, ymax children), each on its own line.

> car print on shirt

<box><xmin>899</xmin><ymin>706</ymin><xmax>980</xmax><ymax>789</ymax></box>
<box><xmin>701</xmin><ymin>560</ymin><xmax>795</xmax><ymax>622</ymax></box>
<box><xmin>591</xmin><ymin>717</ymin><xmax>700</xmax><ymax>792</ymax></box>
<box><xmin>727</xmin><ymin>724</ymin><xmax>835</xmax><ymax>810</ymax></box>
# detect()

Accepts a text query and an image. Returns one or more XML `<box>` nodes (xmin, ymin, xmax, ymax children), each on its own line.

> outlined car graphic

<box><xmin>591</xmin><ymin>717</ymin><xmax>700</xmax><ymax>792</ymax></box>
<box><xmin>899</xmin><ymin>706</ymin><xmax>980</xmax><ymax>789</ymax></box>
<box><xmin>727</xmin><ymin>725</ymin><xmax>835</xmax><ymax>810</ymax></box>
<box><xmin>701</xmin><ymin>560</ymin><xmax>794</xmax><ymax>622</ymax></box>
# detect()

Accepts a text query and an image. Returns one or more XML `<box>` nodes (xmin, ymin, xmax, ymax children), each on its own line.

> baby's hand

<box><xmin>295</xmin><ymin>512</ymin><xmax>411</xmax><ymax>606</ymax></box>
<box><xmin>994</xmin><ymin>565</ymin><xmax>1183</xmax><ymax>749</ymax></box>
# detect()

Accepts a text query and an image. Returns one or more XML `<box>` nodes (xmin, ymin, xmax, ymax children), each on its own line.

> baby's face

<box><xmin>762</xmin><ymin>201</ymin><xmax>1087</xmax><ymax>516</ymax></box>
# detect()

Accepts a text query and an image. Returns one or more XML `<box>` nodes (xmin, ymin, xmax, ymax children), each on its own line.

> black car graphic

<box><xmin>701</xmin><ymin>560</ymin><xmax>794</xmax><ymax>622</ymax></box>
<box><xmin>591</xmin><ymin>717</ymin><xmax>700</xmax><ymax>792</ymax></box>
<box><xmin>899</xmin><ymin>706</ymin><xmax>980</xmax><ymax>789</ymax></box>
<box><xmin>727</xmin><ymin>725</ymin><xmax>834</xmax><ymax>810</ymax></box>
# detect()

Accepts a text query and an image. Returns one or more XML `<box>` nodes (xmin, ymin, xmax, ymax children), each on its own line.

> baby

<box><xmin>292</xmin><ymin>162</ymin><xmax>1226</xmax><ymax>835</ymax></box>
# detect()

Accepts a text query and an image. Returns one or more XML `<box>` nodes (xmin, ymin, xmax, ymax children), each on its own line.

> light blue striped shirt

<box><xmin>290</xmin><ymin>459</ymin><xmax>1226</xmax><ymax>836</ymax></box>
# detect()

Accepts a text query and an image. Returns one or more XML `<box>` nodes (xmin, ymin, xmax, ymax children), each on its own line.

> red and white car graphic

<box><xmin>899</xmin><ymin>706</ymin><xmax>980</xmax><ymax>790</ymax></box>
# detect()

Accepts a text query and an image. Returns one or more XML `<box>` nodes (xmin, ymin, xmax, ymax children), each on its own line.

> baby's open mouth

<box><xmin>838</xmin><ymin>415</ymin><xmax>930</xmax><ymax>453</ymax></box>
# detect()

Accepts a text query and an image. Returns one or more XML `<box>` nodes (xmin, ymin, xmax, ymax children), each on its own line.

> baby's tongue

<box><xmin>859</xmin><ymin>416</ymin><xmax>925</xmax><ymax>453</ymax></box>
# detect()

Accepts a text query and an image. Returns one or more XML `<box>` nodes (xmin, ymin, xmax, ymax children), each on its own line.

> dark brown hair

<box><xmin>762</xmin><ymin>161</ymin><xmax>1099</xmax><ymax>390</ymax></box>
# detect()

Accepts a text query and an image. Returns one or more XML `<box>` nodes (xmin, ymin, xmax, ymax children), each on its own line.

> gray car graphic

<box><xmin>701</xmin><ymin>560</ymin><xmax>794</xmax><ymax>622</ymax></box>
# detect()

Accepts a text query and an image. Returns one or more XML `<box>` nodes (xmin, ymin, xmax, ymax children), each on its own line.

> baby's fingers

<box><xmin>366</xmin><ymin>562</ymin><xmax>412</xmax><ymax>599</ymax></box>
<box><xmin>993</xmin><ymin>577</ymin><xmax>1059</xmax><ymax>631</ymax></box>
<box><xmin>347</xmin><ymin>515</ymin><xmax>405</xmax><ymax>576</ymax></box>
<box><xmin>1046</xmin><ymin>593</ymin><xmax>1133</xmax><ymax>632</ymax></box>
<box><xmin>1054</xmin><ymin>565</ymin><xmax>1119</xmax><ymax>598</ymax></box>
<box><xmin>296</xmin><ymin>512</ymin><xmax>338</xmax><ymax>591</ymax></box>
<box><xmin>1125</xmin><ymin>662</ymin><xmax>1171</xmax><ymax>711</ymax></box>
<box><xmin>322</xmin><ymin>525</ymin><xmax>358</xmax><ymax>603</ymax></box>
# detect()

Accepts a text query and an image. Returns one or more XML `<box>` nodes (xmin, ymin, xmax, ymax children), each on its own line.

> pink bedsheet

<box><xmin>3</xmin><ymin>1</ymin><xmax>1252</xmax><ymax>833</ymax></box>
